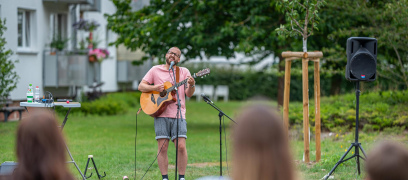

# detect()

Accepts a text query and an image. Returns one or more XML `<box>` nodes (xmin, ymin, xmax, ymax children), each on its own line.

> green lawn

<box><xmin>1</xmin><ymin>101</ymin><xmax>407</xmax><ymax>180</ymax></box>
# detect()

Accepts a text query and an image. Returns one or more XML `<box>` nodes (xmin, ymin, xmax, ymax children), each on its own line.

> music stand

<box><xmin>323</xmin><ymin>81</ymin><xmax>367</xmax><ymax>180</ymax></box>
<box><xmin>201</xmin><ymin>95</ymin><xmax>237</xmax><ymax>177</ymax></box>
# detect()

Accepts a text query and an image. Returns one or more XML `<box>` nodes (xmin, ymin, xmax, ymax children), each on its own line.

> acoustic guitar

<box><xmin>140</xmin><ymin>68</ymin><xmax>210</xmax><ymax>117</ymax></box>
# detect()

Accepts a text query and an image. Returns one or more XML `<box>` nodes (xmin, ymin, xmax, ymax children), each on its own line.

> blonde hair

<box><xmin>232</xmin><ymin>104</ymin><xmax>294</xmax><ymax>180</ymax></box>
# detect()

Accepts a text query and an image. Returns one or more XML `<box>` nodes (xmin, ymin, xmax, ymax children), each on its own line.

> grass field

<box><xmin>1</xmin><ymin>101</ymin><xmax>407</xmax><ymax>180</ymax></box>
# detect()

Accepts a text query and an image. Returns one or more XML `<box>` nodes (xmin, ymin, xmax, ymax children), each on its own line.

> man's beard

<box><xmin>166</xmin><ymin>57</ymin><xmax>178</xmax><ymax>66</ymax></box>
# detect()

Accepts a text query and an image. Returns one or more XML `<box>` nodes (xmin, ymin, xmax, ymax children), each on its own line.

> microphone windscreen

<box><xmin>169</xmin><ymin>61</ymin><xmax>175</xmax><ymax>70</ymax></box>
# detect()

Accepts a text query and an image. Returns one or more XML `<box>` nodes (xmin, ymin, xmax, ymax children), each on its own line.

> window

<box><xmin>50</xmin><ymin>13</ymin><xmax>67</xmax><ymax>40</ymax></box>
<box><xmin>17</xmin><ymin>10</ymin><xmax>32</xmax><ymax>48</ymax></box>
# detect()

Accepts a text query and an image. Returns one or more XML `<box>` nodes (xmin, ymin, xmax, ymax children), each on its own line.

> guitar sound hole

<box><xmin>160</xmin><ymin>91</ymin><xmax>166</xmax><ymax>97</ymax></box>
<box><xmin>151</xmin><ymin>94</ymin><xmax>156</xmax><ymax>104</ymax></box>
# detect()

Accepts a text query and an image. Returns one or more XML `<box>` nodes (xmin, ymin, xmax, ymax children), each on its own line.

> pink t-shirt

<box><xmin>142</xmin><ymin>65</ymin><xmax>191</xmax><ymax>119</ymax></box>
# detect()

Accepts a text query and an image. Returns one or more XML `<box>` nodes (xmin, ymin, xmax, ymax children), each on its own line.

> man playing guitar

<box><xmin>138</xmin><ymin>47</ymin><xmax>195</xmax><ymax>180</ymax></box>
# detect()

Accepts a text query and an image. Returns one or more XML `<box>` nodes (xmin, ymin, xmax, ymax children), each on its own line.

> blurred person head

<box><xmin>165</xmin><ymin>47</ymin><xmax>181</xmax><ymax>66</ymax></box>
<box><xmin>365</xmin><ymin>141</ymin><xmax>408</xmax><ymax>180</ymax></box>
<box><xmin>13</xmin><ymin>109</ymin><xmax>74</xmax><ymax>180</ymax></box>
<box><xmin>232</xmin><ymin>103</ymin><xmax>294</xmax><ymax>180</ymax></box>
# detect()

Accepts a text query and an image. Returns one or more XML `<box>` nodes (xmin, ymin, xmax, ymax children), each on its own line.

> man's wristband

<box><xmin>190</xmin><ymin>84</ymin><xmax>195</xmax><ymax>88</ymax></box>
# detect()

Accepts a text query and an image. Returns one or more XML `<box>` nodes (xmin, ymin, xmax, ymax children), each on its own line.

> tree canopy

<box><xmin>106</xmin><ymin>0</ymin><xmax>407</xmax><ymax>91</ymax></box>
<box><xmin>106</xmin><ymin>0</ymin><xmax>297</xmax><ymax>64</ymax></box>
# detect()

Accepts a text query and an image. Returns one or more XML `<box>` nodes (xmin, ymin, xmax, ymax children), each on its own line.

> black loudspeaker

<box><xmin>345</xmin><ymin>37</ymin><xmax>377</xmax><ymax>81</ymax></box>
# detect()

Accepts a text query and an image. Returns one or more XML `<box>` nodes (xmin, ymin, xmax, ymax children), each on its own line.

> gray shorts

<box><xmin>154</xmin><ymin>117</ymin><xmax>187</xmax><ymax>141</ymax></box>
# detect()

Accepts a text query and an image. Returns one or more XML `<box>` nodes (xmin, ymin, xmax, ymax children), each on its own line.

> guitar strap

<box><xmin>176</xmin><ymin>66</ymin><xmax>180</xmax><ymax>83</ymax></box>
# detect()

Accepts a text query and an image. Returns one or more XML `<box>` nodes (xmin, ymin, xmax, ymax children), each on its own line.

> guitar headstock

<box><xmin>194</xmin><ymin>68</ymin><xmax>211</xmax><ymax>78</ymax></box>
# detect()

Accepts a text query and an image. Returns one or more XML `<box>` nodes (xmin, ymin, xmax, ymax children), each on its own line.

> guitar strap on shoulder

<box><xmin>176</xmin><ymin>66</ymin><xmax>180</xmax><ymax>83</ymax></box>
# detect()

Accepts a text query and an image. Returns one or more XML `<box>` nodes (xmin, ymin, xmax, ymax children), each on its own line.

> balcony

<box><xmin>117</xmin><ymin>60</ymin><xmax>151</xmax><ymax>83</ymax></box>
<box><xmin>116</xmin><ymin>45</ymin><xmax>151</xmax><ymax>83</ymax></box>
<box><xmin>43</xmin><ymin>51</ymin><xmax>101</xmax><ymax>88</ymax></box>
<box><xmin>43</xmin><ymin>0</ymin><xmax>93</xmax><ymax>4</ymax></box>
<box><xmin>80</xmin><ymin>0</ymin><xmax>101</xmax><ymax>12</ymax></box>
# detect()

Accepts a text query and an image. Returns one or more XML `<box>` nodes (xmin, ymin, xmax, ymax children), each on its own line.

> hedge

<box><xmin>287</xmin><ymin>90</ymin><xmax>408</xmax><ymax>132</ymax></box>
<box><xmin>55</xmin><ymin>92</ymin><xmax>141</xmax><ymax>116</ymax></box>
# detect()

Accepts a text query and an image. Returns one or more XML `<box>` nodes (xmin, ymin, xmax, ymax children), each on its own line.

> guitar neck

<box><xmin>166</xmin><ymin>74</ymin><xmax>196</xmax><ymax>92</ymax></box>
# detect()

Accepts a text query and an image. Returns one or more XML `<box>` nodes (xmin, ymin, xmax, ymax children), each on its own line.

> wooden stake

<box><xmin>283</xmin><ymin>60</ymin><xmax>292</xmax><ymax>135</ymax></box>
<box><xmin>314</xmin><ymin>60</ymin><xmax>321</xmax><ymax>162</ymax></box>
<box><xmin>302</xmin><ymin>58</ymin><xmax>310</xmax><ymax>163</ymax></box>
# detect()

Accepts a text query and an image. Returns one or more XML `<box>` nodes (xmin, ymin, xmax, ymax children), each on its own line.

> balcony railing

<box><xmin>43</xmin><ymin>51</ymin><xmax>101</xmax><ymax>88</ymax></box>
<box><xmin>42</xmin><ymin>0</ymin><xmax>93</xmax><ymax>4</ymax></box>
<box><xmin>80</xmin><ymin>0</ymin><xmax>101</xmax><ymax>12</ymax></box>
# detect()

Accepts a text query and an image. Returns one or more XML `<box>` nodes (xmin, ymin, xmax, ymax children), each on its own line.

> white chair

<box><xmin>214</xmin><ymin>85</ymin><xmax>229</xmax><ymax>102</ymax></box>
<box><xmin>188</xmin><ymin>85</ymin><xmax>202</xmax><ymax>102</ymax></box>
<box><xmin>202</xmin><ymin>85</ymin><xmax>215</xmax><ymax>100</ymax></box>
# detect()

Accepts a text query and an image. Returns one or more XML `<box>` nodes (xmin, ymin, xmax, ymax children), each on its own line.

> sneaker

<box><xmin>163</xmin><ymin>179</ymin><xmax>168</xmax><ymax>180</ymax></box>
<box><xmin>180</xmin><ymin>178</ymin><xmax>185</xmax><ymax>180</ymax></box>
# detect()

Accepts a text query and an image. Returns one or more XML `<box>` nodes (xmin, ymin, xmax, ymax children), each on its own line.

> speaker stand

<box><xmin>323</xmin><ymin>81</ymin><xmax>367</xmax><ymax>180</ymax></box>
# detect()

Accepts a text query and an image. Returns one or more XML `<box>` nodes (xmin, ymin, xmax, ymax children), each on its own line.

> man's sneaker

<box><xmin>180</xmin><ymin>178</ymin><xmax>185</xmax><ymax>180</ymax></box>
<box><xmin>163</xmin><ymin>179</ymin><xmax>168</xmax><ymax>180</ymax></box>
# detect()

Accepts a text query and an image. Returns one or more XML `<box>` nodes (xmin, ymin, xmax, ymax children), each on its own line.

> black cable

<box><xmin>135</xmin><ymin>110</ymin><xmax>137</xmax><ymax>180</ymax></box>
<box><xmin>140</xmin><ymin>138</ymin><xmax>168</xmax><ymax>180</ymax></box>
<box><xmin>169</xmin><ymin>70</ymin><xmax>175</xmax><ymax>85</ymax></box>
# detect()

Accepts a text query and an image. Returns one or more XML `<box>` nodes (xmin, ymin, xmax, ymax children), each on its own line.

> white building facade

<box><xmin>0</xmin><ymin>0</ymin><xmax>146</xmax><ymax>100</ymax></box>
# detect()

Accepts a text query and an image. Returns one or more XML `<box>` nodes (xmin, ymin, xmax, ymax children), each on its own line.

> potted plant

<box><xmin>88</xmin><ymin>48</ymin><xmax>109</xmax><ymax>63</ymax></box>
<box><xmin>50</xmin><ymin>36</ymin><xmax>69</xmax><ymax>55</ymax></box>
<box><xmin>72</xmin><ymin>19</ymin><xmax>100</xmax><ymax>50</ymax></box>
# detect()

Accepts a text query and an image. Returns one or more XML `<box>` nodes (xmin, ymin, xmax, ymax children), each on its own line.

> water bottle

<box><xmin>34</xmin><ymin>86</ymin><xmax>40</xmax><ymax>103</ymax></box>
<box><xmin>26</xmin><ymin>84</ymin><xmax>33</xmax><ymax>103</ymax></box>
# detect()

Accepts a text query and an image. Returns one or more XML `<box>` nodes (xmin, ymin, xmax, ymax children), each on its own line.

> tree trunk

<box><xmin>303</xmin><ymin>38</ymin><xmax>307</xmax><ymax>52</ymax></box>
<box><xmin>277</xmin><ymin>54</ymin><xmax>285</xmax><ymax>108</ymax></box>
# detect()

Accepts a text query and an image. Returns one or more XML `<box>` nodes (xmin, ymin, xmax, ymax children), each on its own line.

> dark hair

<box><xmin>13</xmin><ymin>110</ymin><xmax>74</xmax><ymax>180</ymax></box>
<box><xmin>232</xmin><ymin>104</ymin><xmax>295</xmax><ymax>180</ymax></box>
<box><xmin>366</xmin><ymin>141</ymin><xmax>408</xmax><ymax>180</ymax></box>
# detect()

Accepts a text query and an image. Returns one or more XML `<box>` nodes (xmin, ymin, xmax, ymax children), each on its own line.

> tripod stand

<box><xmin>324</xmin><ymin>81</ymin><xmax>367</xmax><ymax>180</ymax></box>
<box><xmin>201</xmin><ymin>94</ymin><xmax>237</xmax><ymax>176</ymax></box>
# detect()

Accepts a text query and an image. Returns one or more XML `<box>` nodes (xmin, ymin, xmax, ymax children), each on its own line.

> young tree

<box><xmin>0</xmin><ymin>18</ymin><xmax>19</xmax><ymax>102</ymax></box>
<box><xmin>275</xmin><ymin>0</ymin><xmax>326</xmax><ymax>52</ymax></box>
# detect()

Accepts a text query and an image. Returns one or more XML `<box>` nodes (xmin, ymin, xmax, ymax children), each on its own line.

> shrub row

<box><xmin>187</xmin><ymin>65</ymin><xmax>356</xmax><ymax>101</ymax></box>
<box><xmin>287</xmin><ymin>90</ymin><xmax>408</xmax><ymax>132</ymax></box>
<box><xmin>56</xmin><ymin>92</ymin><xmax>141</xmax><ymax>116</ymax></box>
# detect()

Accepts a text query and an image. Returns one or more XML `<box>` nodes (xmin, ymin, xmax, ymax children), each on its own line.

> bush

<box><xmin>186</xmin><ymin>65</ymin><xmax>355</xmax><ymax>101</ymax></box>
<box><xmin>56</xmin><ymin>92</ymin><xmax>141</xmax><ymax>116</ymax></box>
<box><xmin>286</xmin><ymin>90</ymin><xmax>408</xmax><ymax>131</ymax></box>
<box><xmin>0</xmin><ymin>18</ymin><xmax>19</xmax><ymax>102</ymax></box>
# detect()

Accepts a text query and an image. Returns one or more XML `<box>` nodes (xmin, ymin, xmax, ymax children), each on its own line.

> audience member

<box><xmin>365</xmin><ymin>141</ymin><xmax>408</xmax><ymax>180</ymax></box>
<box><xmin>12</xmin><ymin>109</ymin><xmax>74</xmax><ymax>180</ymax></box>
<box><xmin>231</xmin><ymin>104</ymin><xmax>295</xmax><ymax>180</ymax></box>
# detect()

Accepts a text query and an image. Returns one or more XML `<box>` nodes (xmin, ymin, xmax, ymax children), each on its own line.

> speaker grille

<box><xmin>350</xmin><ymin>52</ymin><xmax>376</xmax><ymax>80</ymax></box>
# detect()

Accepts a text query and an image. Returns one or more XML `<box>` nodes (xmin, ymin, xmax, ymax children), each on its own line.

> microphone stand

<box><xmin>170</xmin><ymin>65</ymin><xmax>182</xmax><ymax>180</ymax></box>
<box><xmin>202</xmin><ymin>96</ymin><xmax>237</xmax><ymax>177</ymax></box>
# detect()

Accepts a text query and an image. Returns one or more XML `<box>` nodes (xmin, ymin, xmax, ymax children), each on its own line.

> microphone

<box><xmin>201</xmin><ymin>93</ymin><xmax>213</xmax><ymax>103</ymax></box>
<box><xmin>169</xmin><ymin>61</ymin><xmax>175</xmax><ymax>70</ymax></box>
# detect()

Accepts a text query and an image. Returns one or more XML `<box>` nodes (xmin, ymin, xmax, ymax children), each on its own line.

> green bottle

<box><xmin>27</xmin><ymin>84</ymin><xmax>33</xmax><ymax>103</ymax></box>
